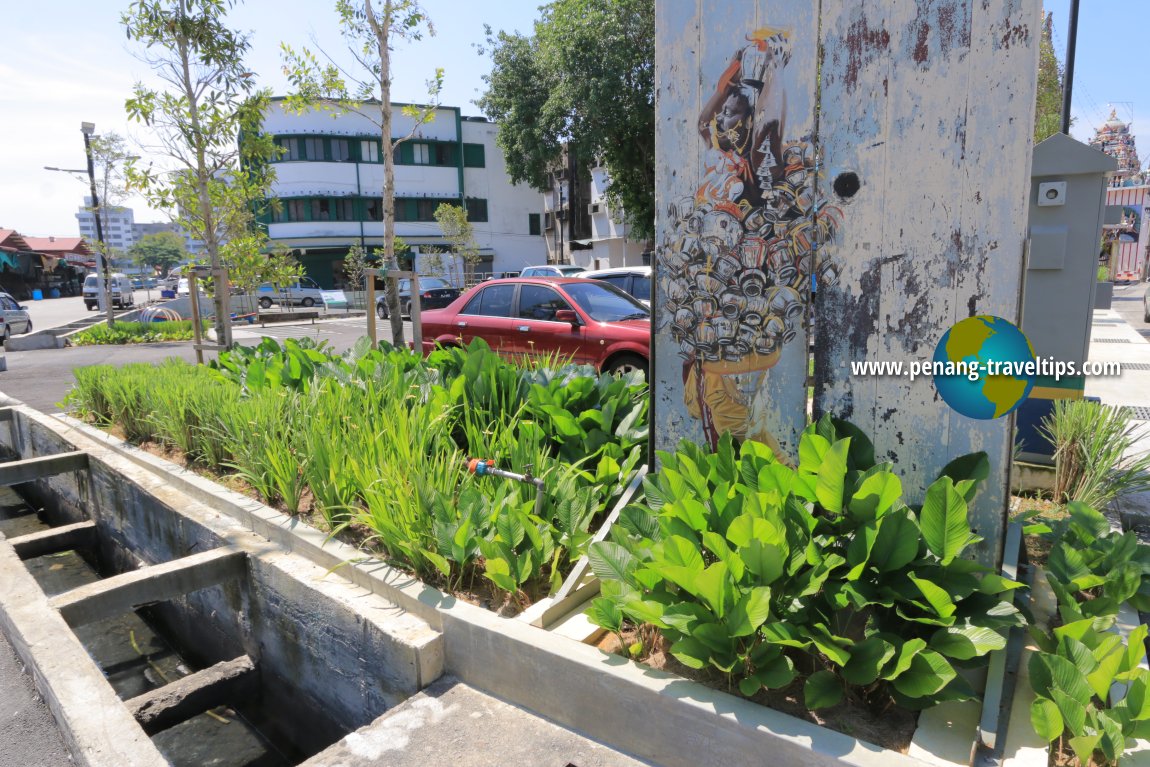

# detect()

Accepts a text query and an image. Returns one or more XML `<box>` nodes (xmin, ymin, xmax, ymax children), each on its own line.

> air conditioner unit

<box><xmin>588</xmin><ymin>202</ymin><xmax>602</xmax><ymax>215</ymax></box>
<box><xmin>543</xmin><ymin>219</ymin><xmax>554</xmax><ymax>231</ymax></box>
<box><xmin>555</xmin><ymin>209</ymin><xmax>568</xmax><ymax>222</ymax></box>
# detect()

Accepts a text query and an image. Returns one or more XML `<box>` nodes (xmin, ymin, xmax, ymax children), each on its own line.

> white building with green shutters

<box><xmin>259</xmin><ymin>99</ymin><xmax>547</xmax><ymax>289</ymax></box>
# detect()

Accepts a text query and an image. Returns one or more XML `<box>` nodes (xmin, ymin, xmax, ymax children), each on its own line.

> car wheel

<box><xmin>403</xmin><ymin>300</ymin><xmax>412</xmax><ymax>318</ymax></box>
<box><xmin>259</xmin><ymin>297</ymin><xmax>272</xmax><ymax>310</ymax></box>
<box><xmin>2</xmin><ymin>326</ymin><xmax>10</xmax><ymax>343</ymax></box>
<box><xmin>302</xmin><ymin>297</ymin><xmax>315</xmax><ymax>308</ymax></box>
<box><xmin>376</xmin><ymin>302</ymin><xmax>388</xmax><ymax>320</ymax></box>
<box><xmin>24</xmin><ymin>320</ymin><xmax>32</xmax><ymax>334</ymax></box>
<box><xmin>605</xmin><ymin>353</ymin><xmax>648</xmax><ymax>379</ymax></box>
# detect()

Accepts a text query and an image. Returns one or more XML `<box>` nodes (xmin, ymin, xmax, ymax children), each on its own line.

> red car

<box><xmin>420</xmin><ymin>278</ymin><xmax>650</xmax><ymax>376</ymax></box>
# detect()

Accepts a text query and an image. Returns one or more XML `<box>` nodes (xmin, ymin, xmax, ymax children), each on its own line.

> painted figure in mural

<box><xmin>658</xmin><ymin>27</ymin><xmax>841</xmax><ymax>460</ymax></box>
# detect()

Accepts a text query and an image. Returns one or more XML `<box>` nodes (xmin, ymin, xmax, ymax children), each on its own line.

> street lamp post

<box><xmin>81</xmin><ymin>122</ymin><xmax>115</xmax><ymax>327</ymax></box>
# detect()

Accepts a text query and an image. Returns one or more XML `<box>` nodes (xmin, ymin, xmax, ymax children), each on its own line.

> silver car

<box><xmin>579</xmin><ymin>266</ymin><xmax>652</xmax><ymax>306</ymax></box>
<box><xmin>0</xmin><ymin>291</ymin><xmax>32</xmax><ymax>340</ymax></box>
<box><xmin>519</xmin><ymin>264</ymin><xmax>587</xmax><ymax>278</ymax></box>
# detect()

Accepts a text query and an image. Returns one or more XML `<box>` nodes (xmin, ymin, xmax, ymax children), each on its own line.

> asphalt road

<box><xmin>0</xmin><ymin>635</ymin><xmax>69</xmax><ymax>767</ymax></box>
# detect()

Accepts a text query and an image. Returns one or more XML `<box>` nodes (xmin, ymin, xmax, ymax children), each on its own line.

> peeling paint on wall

<box><xmin>654</xmin><ymin>0</ymin><xmax>1040</xmax><ymax>565</ymax></box>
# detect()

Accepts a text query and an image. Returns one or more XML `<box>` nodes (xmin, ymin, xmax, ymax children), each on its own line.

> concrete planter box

<box><xmin>5</xmin><ymin>403</ymin><xmax>1026</xmax><ymax>767</ymax></box>
<box><xmin>1095</xmin><ymin>281</ymin><xmax>1114</xmax><ymax>310</ymax></box>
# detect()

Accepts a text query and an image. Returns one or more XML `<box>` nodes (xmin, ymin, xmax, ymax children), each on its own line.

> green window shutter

<box><xmin>529</xmin><ymin>213</ymin><xmax>541</xmax><ymax>236</ymax></box>
<box><xmin>463</xmin><ymin>143</ymin><xmax>485</xmax><ymax>168</ymax></box>
<box><xmin>466</xmin><ymin>198</ymin><xmax>489</xmax><ymax>223</ymax></box>
<box><xmin>399</xmin><ymin>142</ymin><xmax>414</xmax><ymax>164</ymax></box>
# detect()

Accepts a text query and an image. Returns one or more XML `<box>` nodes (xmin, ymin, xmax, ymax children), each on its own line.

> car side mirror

<box><xmin>555</xmin><ymin>309</ymin><xmax>579</xmax><ymax>325</ymax></box>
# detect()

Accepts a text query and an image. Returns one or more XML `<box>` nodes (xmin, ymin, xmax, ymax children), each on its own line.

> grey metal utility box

<box><xmin>1016</xmin><ymin>133</ymin><xmax>1116</xmax><ymax>460</ymax></box>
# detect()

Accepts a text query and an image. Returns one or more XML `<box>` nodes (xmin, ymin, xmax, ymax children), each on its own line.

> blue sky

<box><xmin>2</xmin><ymin>0</ymin><xmax>543</xmax><ymax>237</ymax></box>
<box><xmin>1042</xmin><ymin>0</ymin><xmax>1148</xmax><ymax>148</ymax></box>
<box><xmin>2</xmin><ymin>2</ymin><xmax>1144</xmax><ymax>238</ymax></box>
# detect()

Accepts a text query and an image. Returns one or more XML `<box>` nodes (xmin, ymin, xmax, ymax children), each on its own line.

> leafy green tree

<box><xmin>123</xmin><ymin>0</ymin><xmax>279</xmax><ymax>349</ymax></box>
<box><xmin>281</xmin><ymin>0</ymin><xmax>443</xmax><ymax>346</ymax></box>
<box><xmin>478</xmin><ymin>0</ymin><xmax>654</xmax><ymax>241</ymax></box>
<box><xmin>129</xmin><ymin>231</ymin><xmax>185</xmax><ymax>277</ymax></box>
<box><xmin>343</xmin><ymin>243</ymin><xmax>372</xmax><ymax>293</ymax></box>
<box><xmin>433</xmin><ymin>203</ymin><xmax>480</xmax><ymax>284</ymax></box>
<box><xmin>1035</xmin><ymin>10</ymin><xmax>1065</xmax><ymax>145</ymax></box>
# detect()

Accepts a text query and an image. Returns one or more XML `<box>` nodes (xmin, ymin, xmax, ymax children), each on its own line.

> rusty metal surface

<box><xmin>653</xmin><ymin>0</ymin><xmax>1040</xmax><ymax>564</ymax></box>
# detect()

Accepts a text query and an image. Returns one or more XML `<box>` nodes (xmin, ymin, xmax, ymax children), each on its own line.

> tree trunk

<box><xmin>177</xmin><ymin>0</ymin><xmax>230</xmax><ymax>349</ymax></box>
<box><xmin>366</xmin><ymin>0</ymin><xmax>405</xmax><ymax>347</ymax></box>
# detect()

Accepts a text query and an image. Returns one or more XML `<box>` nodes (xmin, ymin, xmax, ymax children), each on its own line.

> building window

<box><xmin>278</xmin><ymin>138</ymin><xmax>303</xmax><ymax>161</ymax></box>
<box><xmin>360</xmin><ymin>140</ymin><xmax>379</xmax><ymax>163</ymax></box>
<box><xmin>364</xmin><ymin>198</ymin><xmax>382</xmax><ymax>221</ymax></box>
<box><xmin>433</xmin><ymin>143</ymin><xmax>456</xmax><ymax>165</ymax></box>
<box><xmin>411</xmin><ymin>143</ymin><xmax>430</xmax><ymax>165</ymax></box>
<box><xmin>305</xmin><ymin>137</ymin><xmax>325</xmax><ymax>160</ymax></box>
<box><xmin>330</xmin><ymin>139</ymin><xmax>351</xmax><ymax>162</ymax></box>
<box><xmin>465</xmin><ymin>198</ymin><xmax>488</xmax><ymax>223</ymax></box>
<box><xmin>395</xmin><ymin>198</ymin><xmax>440</xmax><ymax>222</ymax></box>
<box><xmin>314</xmin><ymin>199</ymin><xmax>332</xmax><ymax>221</ymax></box>
<box><xmin>286</xmin><ymin>199</ymin><xmax>306</xmax><ymax>222</ymax></box>
<box><xmin>528</xmin><ymin>213</ymin><xmax>541</xmax><ymax>236</ymax></box>
<box><xmin>463</xmin><ymin>143</ymin><xmax>485</xmax><ymax>168</ymax></box>
<box><xmin>335</xmin><ymin>199</ymin><xmax>356</xmax><ymax>221</ymax></box>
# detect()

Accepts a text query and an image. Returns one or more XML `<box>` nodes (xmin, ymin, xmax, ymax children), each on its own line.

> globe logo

<box><xmin>932</xmin><ymin>316</ymin><xmax>1036</xmax><ymax>419</ymax></box>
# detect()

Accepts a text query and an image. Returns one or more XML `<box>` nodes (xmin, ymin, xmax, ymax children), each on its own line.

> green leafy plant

<box><xmin>1039</xmin><ymin>399</ymin><xmax>1150</xmax><ymax>509</ymax></box>
<box><xmin>1026</xmin><ymin>504</ymin><xmax>1150</xmax><ymax>766</ymax></box>
<box><xmin>1029</xmin><ymin>624</ymin><xmax>1150</xmax><ymax>767</ymax></box>
<box><xmin>70</xmin><ymin>320</ymin><xmax>207</xmax><ymax>345</ymax></box>
<box><xmin>66</xmin><ymin>336</ymin><xmax>647</xmax><ymax>612</ymax></box>
<box><xmin>588</xmin><ymin>418</ymin><xmax>1022</xmax><ymax>712</ymax></box>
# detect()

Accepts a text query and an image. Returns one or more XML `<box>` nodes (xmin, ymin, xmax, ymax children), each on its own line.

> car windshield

<box><xmin>557</xmin><ymin>265</ymin><xmax>585</xmax><ymax>276</ymax></box>
<box><xmin>562</xmin><ymin>281</ymin><xmax>650</xmax><ymax>322</ymax></box>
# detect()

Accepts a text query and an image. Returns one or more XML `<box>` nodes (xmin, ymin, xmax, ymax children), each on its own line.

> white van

<box><xmin>256</xmin><ymin>277</ymin><xmax>324</xmax><ymax>309</ymax></box>
<box><xmin>83</xmin><ymin>273</ymin><xmax>136</xmax><ymax>310</ymax></box>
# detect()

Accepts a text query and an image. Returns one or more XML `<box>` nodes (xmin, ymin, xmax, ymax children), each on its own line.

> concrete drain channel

<box><xmin>0</xmin><ymin>403</ymin><xmax>652</xmax><ymax>767</ymax></box>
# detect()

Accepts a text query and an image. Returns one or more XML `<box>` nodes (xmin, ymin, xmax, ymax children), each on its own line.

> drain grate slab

<box><xmin>1123</xmin><ymin>363</ymin><xmax>1150</xmax><ymax>371</ymax></box>
<box><xmin>1124</xmin><ymin>406</ymin><xmax>1150</xmax><ymax>421</ymax></box>
<box><xmin>1093</xmin><ymin>338</ymin><xmax>1132</xmax><ymax>343</ymax></box>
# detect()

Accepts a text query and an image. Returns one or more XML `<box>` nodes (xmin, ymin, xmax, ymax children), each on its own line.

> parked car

<box><xmin>1143</xmin><ymin>280</ymin><xmax>1150</xmax><ymax>322</ymax></box>
<box><xmin>256</xmin><ymin>277</ymin><xmax>324</xmax><ymax>309</ymax></box>
<box><xmin>83</xmin><ymin>273</ymin><xmax>136</xmax><ymax>310</ymax></box>
<box><xmin>420</xmin><ymin>277</ymin><xmax>650</xmax><ymax>376</ymax></box>
<box><xmin>519</xmin><ymin>264</ymin><xmax>587</xmax><ymax>278</ymax></box>
<box><xmin>579</xmin><ymin>266</ymin><xmax>651</xmax><ymax>306</ymax></box>
<box><xmin>0</xmin><ymin>292</ymin><xmax>32</xmax><ymax>339</ymax></box>
<box><xmin>375</xmin><ymin>277</ymin><xmax>461</xmax><ymax>319</ymax></box>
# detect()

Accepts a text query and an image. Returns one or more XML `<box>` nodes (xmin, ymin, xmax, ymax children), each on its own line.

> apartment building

<box><xmin>260</xmin><ymin>99</ymin><xmax>547</xmax><ymax>288</ymax></box>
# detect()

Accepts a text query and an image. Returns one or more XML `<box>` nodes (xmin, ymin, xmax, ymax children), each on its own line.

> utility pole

<box><xmin>81</xmin><ymin>122</ymin><xmax>115</xmax><ymax>327</ymax></box>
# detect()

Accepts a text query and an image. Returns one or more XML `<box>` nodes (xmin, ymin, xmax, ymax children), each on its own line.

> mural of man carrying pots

<box><xmin>657</xmin><ymin>26</ymin><xmax>841</xmax><ymax>460</ymax></box>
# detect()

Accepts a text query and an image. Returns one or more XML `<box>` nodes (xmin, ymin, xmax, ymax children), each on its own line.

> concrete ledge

<box><xmin>303</xmin><ymin>676</ymin><xmax>652</xmax><ymax>767</ymax></box>
<box><xmin>5</xmin><ymin>331</ymin><xmax>66</xmax><ymax>351</ymax></box>
<box><xmin>51</xmin><ymin>547</ymin><xmax>248</xmax><ymax>627</ymax></box>
<box><xmin>0</xmin><ymin>450</ymin><xmax>88</xmax><ymax>486</ymax></box>
<box><xmin>41</xmin><ymin>411</ymin><xmax>951</xmax><ymax>767</ymax></box>
<box><xmin>0</xmin><ymin>535</ymin><xmax>169</xmax><ymax>766</ymax></box>
<box><xmin>0</xmin><ymin>405</ymin><xmax>445</xmax><ymax>759</ymax></box>
<box><xmin>127</xmin><ymin>655</ymin><xmax>257</xmax><ymax>735</ymax></box>
<box><xmin>8</xmin><ymin>520</ymin><xmax>96</xmax><ymax>560</ymax></box>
